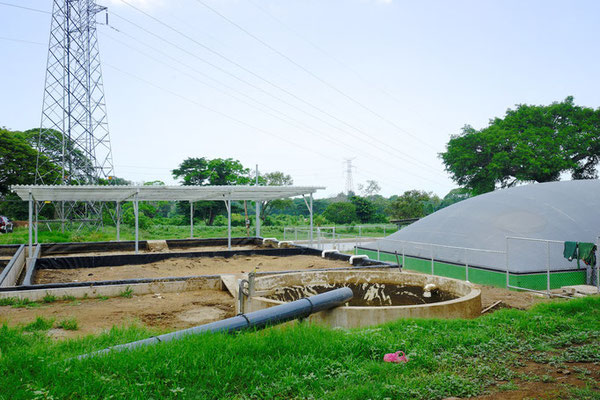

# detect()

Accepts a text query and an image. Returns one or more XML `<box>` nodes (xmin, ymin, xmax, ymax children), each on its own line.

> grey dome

<box><xmin>367</xmin><ymin>180</ymin><xmax>600</xmax><ymax>272</ymax></box>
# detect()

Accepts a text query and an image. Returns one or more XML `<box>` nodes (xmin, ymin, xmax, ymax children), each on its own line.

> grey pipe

<box><xmin>78</xmin><ymin>287</ymin><xmax>353</xmax><ymax>359</ymax></box>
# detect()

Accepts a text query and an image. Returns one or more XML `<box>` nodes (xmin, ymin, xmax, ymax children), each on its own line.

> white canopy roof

<box><xmin>11</xmin><ymin>185</ymin><xmax>325</xmax><ymax>202</ymax></box>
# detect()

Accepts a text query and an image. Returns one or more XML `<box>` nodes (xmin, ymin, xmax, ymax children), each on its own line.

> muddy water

<box><xmin>267</xmin><ymin>283</ymin><xmax>457</xmax><ymax>306</ymax></box>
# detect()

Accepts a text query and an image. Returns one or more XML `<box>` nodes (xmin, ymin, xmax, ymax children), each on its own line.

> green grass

<box><xmin>0</xmin><ymin>296</ymin><xmax>599</xmax><ymax>399</ymax></box>
<box><xmin>0</xmin><ymin>223</ymin><xmax>397</xmax><ymax>245</ymax></box>
<box><xmin>119</xmin><ymin>286</ymin><xmax>133</xmax><ymax>298</ymax></box>
<box><xmin>42</xmin><ymin>293</ymin><xmax>57</xmax><ymax>304</ymax></box>
<box><xmin>56</xmin><ymin>318</ymin><xmax>79</xmax><ymax>331</ymax></box>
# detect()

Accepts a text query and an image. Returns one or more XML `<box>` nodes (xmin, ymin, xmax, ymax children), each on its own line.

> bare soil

<box><xmin>477</xmin><ymin>284</ymin><xmax>546</xmax><ymax>310</ymax></box>
<box><xmin>0</xmin><ymin>289</ymin><xmax>235</xmax><ymax>339</ymax></box>
<box><xmin>472</xmin><ymin>359</ymin><xmax>600</xmax><ymax>399</ymax></box>
<box><xmin>43</xmin><ymin>244</ymin><xmax>262</xmax><ymax>258</ymax></box>
<box><xmin>35</xmin><ymin>255</ymin><xmax>350</xmax><ymax>284</ymax></box>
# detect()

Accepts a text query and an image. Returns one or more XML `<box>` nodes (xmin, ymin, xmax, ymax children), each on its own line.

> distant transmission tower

<box><xmin>36</xmin><ymin>0</ymin><xmax>114</xmax><ymax>186</ymax></box>
<box><xmin>344</xmin><ymin>158</ymin><xmax>356</xmax><ymax>195</ymax></box>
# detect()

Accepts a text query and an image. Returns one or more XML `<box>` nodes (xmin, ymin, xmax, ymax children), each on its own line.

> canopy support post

<box><xmin>134</xmin><ymin>192</ymin><xmax>139</xmax><ymax>255</ymax></box>
<box><xmin>116</xmin><ymin>202</ymin><xmax>121</xmax><ymax>241</ymax></box>
<box><xmin>226</xmin><ymin>198</ymin><xmax>232</xmax><ymax>250</ymax></box>
<box><xmin>190</xmin><ymin>201</ymin><xmax>194</xmax><ymax>238</ymax></box>
<box><xmin>255</xmin><ymin>164</ymin><xmax>260</xmax><ymax>237</ymax></box>
<box><xmin>34</xmin><ymin>201</ymin><xmax>39</xmax><ymax>244</ymax></box>
<box><xmin>28</xmin><ymin>191</ymin><xmax>33</xmax><ymax>258</ymax></box>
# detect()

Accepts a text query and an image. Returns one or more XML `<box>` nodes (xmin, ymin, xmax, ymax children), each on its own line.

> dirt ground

<box><xmin>476</xmin><ymin>284</ymin><xmax>546</xmax><ymax>310</ymax></box>
<box><xmin>35</xmin><ymin>255</ymin><xmax>350</xmax><ymax>284</ymax></box>
<box><xmin>43</xmin><ymin>244</ymin><xmax>263</xmax><ymax>258</ymax></box>
<box><xmin>470</xmin><ymin>359</ymin><xmax>600</xmax><ymax>400</ymax></box>
<box><xmin>0</xmin><ymin>289</ymin><xmax>235</xmax><ymax>339</ymax></box>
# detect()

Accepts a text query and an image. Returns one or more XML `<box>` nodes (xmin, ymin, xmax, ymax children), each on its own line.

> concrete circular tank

<box><xmin>245</xmin><ymin>270</ymin><xmax>481</xmax><ymax>328</ymax></box>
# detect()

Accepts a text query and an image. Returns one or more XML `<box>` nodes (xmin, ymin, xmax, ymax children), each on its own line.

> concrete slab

<box><xmin>221</xmin><ymin>274</ymin><xmax>247</xmax><ymax>298</ymax></box>
<box><xmin>562</xmin><ymin>285</ymin><xmax>599</xmax><ymax>296</ymax></box>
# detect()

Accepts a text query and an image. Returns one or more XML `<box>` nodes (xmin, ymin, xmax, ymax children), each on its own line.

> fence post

<box><xmin>505</xmin><ymin>237</ymin><xmax>510</xmax><ymax>289</ymax></box>
<box><xmin>317</xmin><ymin>227</ymin><xmax>321</xmax><ymax>250</ymax></box>
<box><xmin>377</xmin><ymin>240</ymin><xmax>380</xmax><ymax>261</ymax></box>
<box><xmin>546</xmin><ymin>241</ymin><xmax>551</xmax><ymax>297</ymax></box>
<box><xmin>332</xmin><ymin>226</ymin><xmax>336</xmax><ymax>250</ymax></box>
<box><xmin>431</xmin><ymin>244</ymin><xmax>434</xmax><ymax>275</ymax></box>
<box><xmin>597</xmin><ymin>236</ymin><xmax>600</xmax><ymax>294</ymax></box>
<box><xmin>464</xmin><ymin>247</ymin><xmax>469</xmax><ymax>282</ymax></box>
<box><xmin>359</xmin><ymin>226</ymin><xmax>362</xmax><ymax>237</ymax></box>
<box><xmin>402</xmin><ymin>243</ymin><xmax>405</xmax><ymax>269</ymax></box>
<box><xmin>295</xmin><ymin>227</ymin><xmax>298</xmax><ymax>241</ymax></box>
<box><xmin>383</xmin><ymin>225</ymin><xmax>386</xmax><ymax>236</ymax></box>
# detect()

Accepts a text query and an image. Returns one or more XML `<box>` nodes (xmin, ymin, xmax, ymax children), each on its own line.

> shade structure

<box><xmin>11</xmin><ymin>185</ymin><xmax>324</xmax><ymax>202</ymax></box>
<box><xmin>361</xmin><ymin>180</ymin><xmax>600</xmax><ymax>274</ymax></box>
<box><xmin>12</xmin><ymin>185</ymin><xmax>324</xmax><ymax>256</ymax></box>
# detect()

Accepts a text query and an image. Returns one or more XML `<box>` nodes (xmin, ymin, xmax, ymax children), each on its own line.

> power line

<box><xmin>0</xmin><ymin>36</ymin><xmax>45</xmax><ymax>45</ymax></box>
<box><xmin>246</xmin><ymin>0</ymin><xmax>442</xmax><ymax>139</ymax></box>
<box><xmin>5</xmin><ymin>0</ymin><xmax>449</xmax><ymax>190</ymax></box>
<box><xmin>9</xmin><ymin>0</ymin><xmax>444</xmax><ymax>177</ymax></box>
<box><xmin>100</xmin><ymin>29</ymin><xmax>447</xmax><ymax>186</ymax></box>
<box><xmin>0</xmin><ymin>1</ymin><xmax>50</xmax><ymax>14</ymax></box>
<box><xmin>113</xmin><ymin>2</ymin><xmax>445</xmax><ymax>176</ymax></box>
<box><xmin>192</xmin><ymin>0</ymin><xmax>437</xmax><ymax>151</ymax></box>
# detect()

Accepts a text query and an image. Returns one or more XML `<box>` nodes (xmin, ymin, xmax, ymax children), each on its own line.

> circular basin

<box><xmin>246</xmin><ymin>270</ymin><xmax>481</xmax><ymax>328</ymax></box>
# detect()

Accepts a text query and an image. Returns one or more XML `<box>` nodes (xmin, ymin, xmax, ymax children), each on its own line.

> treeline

<box><xmin>0</xmin><ymin>127</ymin><xmax>470</xmax><ymax>227</ymax></box>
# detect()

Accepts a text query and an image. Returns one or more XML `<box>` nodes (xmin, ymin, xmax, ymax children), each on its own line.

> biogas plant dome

<box><xmin>362</xmin><ymin>179</ymin><xmax>600</xmax><ymax>273</ymax></box>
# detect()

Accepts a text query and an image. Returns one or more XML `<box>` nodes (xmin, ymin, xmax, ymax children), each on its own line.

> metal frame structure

<box><xmin>12</xmin><ymin>185</ymin><xmax>324</xmax><ymax>255</ymax></box>
<box><xmin>36</xmin><ymin>0</ymin><xmax>114</xmax><ymax>185</ymax></box>
<box><xmin>35</xmin><ymin>0</ymin><xmax>114</xmax><ymax>232</ymax></box>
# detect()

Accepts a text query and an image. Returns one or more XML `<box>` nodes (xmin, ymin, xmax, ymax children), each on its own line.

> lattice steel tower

<box><xmin>36</xmin><ymin>0</ymin><xmax>114</xmax><ymax>185</ymax></box>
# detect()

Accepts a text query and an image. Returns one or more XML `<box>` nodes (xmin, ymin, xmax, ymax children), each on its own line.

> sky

<box><xmin>1</xmin><ymin>0</ymin><xmax>599</xmax><ymax>198</ymax></box>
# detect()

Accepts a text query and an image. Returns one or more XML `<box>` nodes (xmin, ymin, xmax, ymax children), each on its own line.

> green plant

<box><xmin>23</xmin><ymin>317</ymin><xmax>54</xmax><ymax>332</ymax></box>
<box><xmin>61</xmin><ymin>295</ymin><xmax>76</xmax><ymax>301</ymax></box>
<box><xmin>42</xmin><ymin>293</ymin><xmax>57</xmax><ymax>303</ymax></box>
<box><xmin>56</xmin><ymin>318</ymin><xmax>78</xmax><ymax>331</ymax></box>
<box><xmin>119</xmin><ymin>286</ymin><xmax>133</xmax><ymax>298</ymax></box>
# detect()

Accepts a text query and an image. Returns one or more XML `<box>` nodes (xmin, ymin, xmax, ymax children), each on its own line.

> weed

<box><xmin>0</xmin><ymin>297</ymin><xmax>16</xmax><ymax>306</ymax></box>
<box><xmin>61</xmin><ymin>295</ymin><xmax>76</xmax><ymax>301</ymax></box>
<box><xmin>23</xmin><ymin>317</ymin><xmax>54</xmax><ymax>332</ymax></box>
<box><xmin>56</xmin><ymin>318</ymin><xmax>78</xmax><ymax>331</ymax></box>
<box><xmin>96</xmin><ymin>295</ymin><xmax>109</xmax><ymax>301</ymax></box>
<box><xmin>12</xmin><ymin>298</ymin><xmax>38</xmax><ymax>308</ymax></box>
<box><xmin>42</xmin><ymin>293</ymin><xmax>57</xmax><ymax>303</ymax></box>
<box><xmin>119</xmin><ymin>286</ymin><xmax>133</xmax><ymax>298</ymax></box>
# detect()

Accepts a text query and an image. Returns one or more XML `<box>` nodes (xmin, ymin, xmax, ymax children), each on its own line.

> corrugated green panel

<box><xmin>434</xmin><ymin>261</ymin><xmax>467</xmax><ymax>280</ymax></box>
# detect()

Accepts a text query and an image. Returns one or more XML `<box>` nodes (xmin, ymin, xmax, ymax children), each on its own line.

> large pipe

<box><xmin>79</xmin><ymin>287</ymin><xmax>353</xmax><ymax>359</ymax></box>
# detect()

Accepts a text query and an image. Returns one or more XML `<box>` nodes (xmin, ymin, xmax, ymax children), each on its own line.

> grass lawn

<box><xmin>0</xmin><ymin>224</ymin><xmax>396</xmax><ymax>245</ymax></box>
<box><xmin>1</xmin><ymin>296</ymin><xmax>599</xmax><ymax>399</ymax></box>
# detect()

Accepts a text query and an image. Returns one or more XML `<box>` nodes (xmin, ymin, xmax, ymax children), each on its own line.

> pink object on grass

<box><xmin>383</xmin><ymin>351</ymin><xmax>408</xmax><ymax>363</ymax></box>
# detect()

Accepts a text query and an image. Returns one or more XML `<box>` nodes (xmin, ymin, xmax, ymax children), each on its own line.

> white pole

<box><xmin>227</xmin><ymin>198</ymin><xmax>232</xmax><ymax>250</ymax></box>
<box><xmin>28</xmin><ymin>191</ymin><xmax>33</xmax><ymax>258</ymax></box>
<box><xmin>309</xmin><ymin>193</ymin><xmax>313</xmax><ymax>244</ymax></box>
<box><xmin>190</xmin><ymin>201</ymin><xmax>194</xmax><ymax>238</ymax></box>
<box><xmin>255</xmin><ymin>164</ymin><xmax>260</xmax><ymax>237</ymax></box>
<box><xmin>546</xmin><ymin>240</ymin><xmax>551</xmax><ymax>296</ymax></box>
<box><xmin>116</xmin><ymin>202</ymin><xmax>120</xmax><ymax>241</ymax></box>
<box><xmin>34</xmin><ymin>201</ymin><xmax>38</xmax><ymax>244</ymax></box>
<box><xmin>505</xmin><ymin>237</ymin><xmax>510</xmax><ymax>289</ymax></box>
<box><xmin>134</xmin><ymin>193</ymin><xmax>139</xmax><ymax>255</ymax></box>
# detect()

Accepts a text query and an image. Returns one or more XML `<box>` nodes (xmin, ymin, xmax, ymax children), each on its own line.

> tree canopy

<box><xmin>440</xmin><ymin>97</ymin><xmax>600</xmax><ymax>194</ymax></box>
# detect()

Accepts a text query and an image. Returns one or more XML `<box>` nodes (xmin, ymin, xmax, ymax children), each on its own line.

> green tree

<box><xmin>441</xmin><ymin>97</ymin><xmax>600</xmax><ymax>194</ymax></box>
<box><xmin>349</xmin><ymin>195</ymin><xmax>376</xmax><ymax>223</ymax></box>
<box><xmin>436</xmin><ymin>188</ymin><xmax>472</xmax><ymax>210</ymax></box>
<box><xmin>387</xmin><ymin>190</ymin><xmax>438</xmax><ymax>219</ymax></box>
<box><xmin>172</xmin><ymin>157</ymin><xmax>251</xmax><ymax>225</ymax></box>
<box><xmin>322</xmin><ymin>202</ymin><xmax>356</xmax><ymax>224</ymax></box>
<box><xmin>254</xmin><ymin>171</ymin><xmax>294</xmax><ymax>223</ymax></box>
